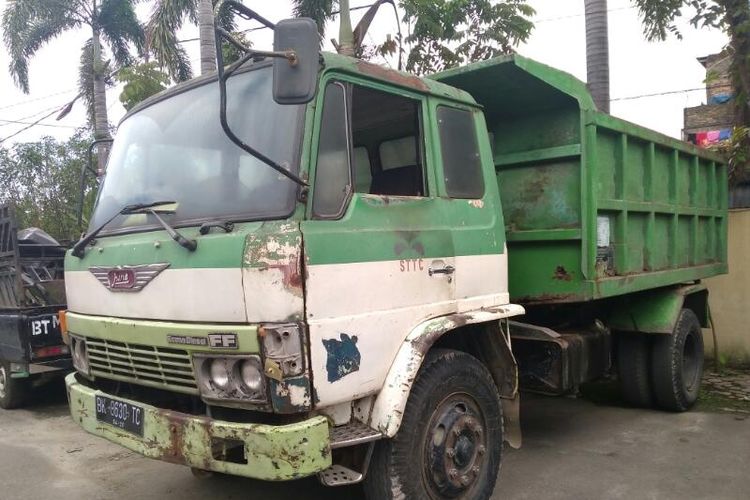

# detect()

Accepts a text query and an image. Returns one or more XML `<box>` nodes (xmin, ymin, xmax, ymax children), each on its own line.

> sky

<box><xmin>0</xmin><ymin>0</ymin><xmax>729</xmax><ymax>145</ymax></box>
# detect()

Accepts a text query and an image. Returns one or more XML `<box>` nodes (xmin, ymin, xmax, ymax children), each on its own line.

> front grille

<box><xmin>85</xmin><ymin>338</ymin><xmax>198</xmax><ymax>394</ymax></box>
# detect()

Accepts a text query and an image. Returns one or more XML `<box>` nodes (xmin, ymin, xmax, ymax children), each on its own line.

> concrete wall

<box><xmin>705</xmin><ymin>209</ymin><xmax>750</xmax><ymax>364</ymax></box>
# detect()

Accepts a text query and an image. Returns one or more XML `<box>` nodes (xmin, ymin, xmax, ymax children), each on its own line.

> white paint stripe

<box><xmin>65</xmin><ymin>268</ymin><xmax>247</xmax><ymax>323</ymax></box>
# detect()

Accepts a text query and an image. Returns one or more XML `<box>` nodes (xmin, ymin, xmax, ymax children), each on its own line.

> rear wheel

<box><xmin>363</xmin><ymin>349</ymin><xmax>503</xmax><ymax>500</ymax></box>
<box><xmin>0</xmin><ymin>360</ymin><xmax>28</xmax><ymax>410</ymax></box>
<box><xmin>617</xmin><ymin>334</ymin><xmax>652</xmax><ymax>408</ymax></box>
<box><xmin>651</xmin><ymin>309</ymin><xmax>704</xmax><ymax>412</ymax></box>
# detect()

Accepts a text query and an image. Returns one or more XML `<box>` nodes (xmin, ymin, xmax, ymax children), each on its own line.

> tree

<box><xmin>147</xmin><ymin>0</ymin><xmax>238</xmax><ymax>81</ymax></box>
<box><xmin>2</xmin><ymin>1</ymin><xmax>144</xmax><ymax>171</ymax></box>
<box><xmin>584</xmin><ymin>0</ymin><xmax>610</xmax><ymax>113</ymax></box>
<box><xmin>118</xmin><ymin>62</ymin><xmax>171</xmax><ymax>111</ymax></box>
<box><xmin>293</xmin><ymin>0</ymin><xmax>535</xmax><ymax>75</ymax></box>
<box><xmin>631</xmin><ymin>0</ymin><xmax>750</xmax><ymax>180</ymax></box>
<box><xmin>400</xmin><ymin>0</ymin><xmax>535</xmax><ymax>75</ymax></box>
<box><xmin>0</xmin><ymin>130</ymin><xmax>98</xmax><ymax>242</ymax></box>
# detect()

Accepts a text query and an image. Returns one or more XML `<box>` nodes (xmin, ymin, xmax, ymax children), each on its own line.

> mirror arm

<box><xmin>215</xmin><ymin>1</ymin><xmax>276</xmax><ymax>29</ymax></box>
<box><xmin>78</xmin><ymin>138</ymin><xmax>113</xmax><ymax>228</ymax></box>
<box><xmin>213</xmin><ymin>14</ymin><xmax>308</xmax><ymax>188</ymax></box>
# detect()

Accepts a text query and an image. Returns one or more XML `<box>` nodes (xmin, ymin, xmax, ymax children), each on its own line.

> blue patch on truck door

<box><xmin>323</xmin><ymin>334</ymin><xmax>361</xmax><ymax>382</ymax></box>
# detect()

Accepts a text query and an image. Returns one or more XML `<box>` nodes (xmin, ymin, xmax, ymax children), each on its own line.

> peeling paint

<box><xmin>322</xmin><ymin>333</ymin><xmax>361</xmax><ymax>383</ymax></box>
<box><xmin>270</xmin><ymin>376</ymin><xmax>312</xmax><ymax>413</ymax></box>
<box><xmin>356</xmin><ymin>60</ymin><xmax>429</xmax><ymax>91</ymax></box>
<box><xmin>369</xmin><ymin>305</ymin><xmax>524</xmax><ymax>438</ymax></box>
<box><xmin>66</xmin><ymin>374</ymin><xmax>331</xmax><ymax>480</ymax></box>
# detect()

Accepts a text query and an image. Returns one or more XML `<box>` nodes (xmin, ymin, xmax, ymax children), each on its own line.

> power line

<box><xmin>0</xmin><ymin>109</ymin><xmax>79</xmax><ymax>144</ymax></box>
<box><xmin>0</xmin><ymin>88</ymin><xmax>77</xmax><ymax>112</ymax></box>
<box><xmin>0</xmin><ymin>118</ymin><xmax>76</xmax><ymax>129</ymax></box>
<box><xmin>0</xmin><ymin>103</ymin><xmax>68</xmax><ymax>129</ymax></box>
<box><xmin>611</xmin><ymin>85</ymin><xmax>726</xmax><ymax>102</ymax></box>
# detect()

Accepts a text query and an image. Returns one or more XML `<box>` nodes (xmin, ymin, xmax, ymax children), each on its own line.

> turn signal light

<box><xmin>58</xmin><ymin>310</ymin><xmax>69</xmax><ymax>345</ymax></box>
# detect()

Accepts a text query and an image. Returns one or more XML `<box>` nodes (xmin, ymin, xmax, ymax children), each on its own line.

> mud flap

<box><xmin>501</xmin><ymin>395</ymin><xmax>522</xmax><ymax>449</ymax></box>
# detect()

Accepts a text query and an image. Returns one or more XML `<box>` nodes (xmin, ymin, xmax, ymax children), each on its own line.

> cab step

<box><xmin>329</xmin><ymin>420</ymin><xmax>382</xmax><ymax>449</ymax></box>
<box><xmin>320</xmin><ymin>422</ymin><xmax>382</xmax><ymax>486</ymax></box>
<box><xmin>319</xmin><ymin>464</ymin><xmax>364</xmax><ymax>486</ymax></box>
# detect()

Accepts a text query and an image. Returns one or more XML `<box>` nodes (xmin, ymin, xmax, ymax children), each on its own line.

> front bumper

<box><xmin>65</xmin><ymin>374</ymin><xmax>332</xmax><ymax>480</ymax></box>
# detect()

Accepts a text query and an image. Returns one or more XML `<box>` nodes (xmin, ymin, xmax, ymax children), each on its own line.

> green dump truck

<box><xmin>63</xmin><ymin>7</ymin><xmax>727</xmax><ymax>500</ymax></box>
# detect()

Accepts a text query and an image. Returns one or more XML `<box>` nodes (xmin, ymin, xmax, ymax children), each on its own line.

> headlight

<box><xmin>70</xmin><ymin>335</ymin><xmax>90</xmax><ymax>376</ymax></box>
<box><xmin>240</xmin><ymin>358</ymin><xmax>263</xmax><ymax>392</ymax></box>
<box><xmin>209</xmin><ymin>359</ymin><xmax>231</xmax><ymax>390</ymax></box>
<box><xmin>194</xmin><ymin>355</ymin><xmax>266</xmax><ymax>403</ymax></box>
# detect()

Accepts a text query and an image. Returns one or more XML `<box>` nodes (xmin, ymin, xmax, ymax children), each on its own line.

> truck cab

<box><xmin>64</xmin><ymin>33</ymin><xmax>523</xmax><ymax>496</ymax></box>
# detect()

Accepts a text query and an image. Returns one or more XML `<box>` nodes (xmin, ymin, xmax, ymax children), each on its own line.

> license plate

<box><xmin>95</xmin><ymin>395</ymin><xmax>145</xmax><ymax>437</ymax></box>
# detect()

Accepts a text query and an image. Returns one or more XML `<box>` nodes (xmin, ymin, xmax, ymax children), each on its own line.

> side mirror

<box><xmin>273</xmin><ymin>18</ymin><xmax>319</xmax><ymax>105</ymax></box>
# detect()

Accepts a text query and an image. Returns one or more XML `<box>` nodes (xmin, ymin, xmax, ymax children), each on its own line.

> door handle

<box><xmin>428</xmin><ymin>264</ymin><xmax>455</xmax><ymax>277</ymax></box>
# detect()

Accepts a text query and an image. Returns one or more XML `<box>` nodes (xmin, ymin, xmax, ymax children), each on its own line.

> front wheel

<box><xmin>363</xmin><ymin>349</ymin><xmax>503</xmax><ymax>500</ymax></box>
<box><xmin>0</xmin><ymin>360</ymin><xmax>28</xmax><ymax>410</ymax></box>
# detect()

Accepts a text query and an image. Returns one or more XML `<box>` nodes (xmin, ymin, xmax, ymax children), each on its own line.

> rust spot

<box><xmin>515</xmin><ymin>292</ymin><xmax>580</xmax><ymax>304</ymax></box>
<box><xmin>267</xmin><ymin>258</ymin><xmax>304</xmax><ymax>295</ymax></box>
<box><xmin>553</xmin><ymin>266</ymin><xmax>573</xmax><ymax>281</ymax></box>
<box><xmin>356</xmin><ymin>60</ymin><xmax>429</xmax><ymax>91</ymax></box>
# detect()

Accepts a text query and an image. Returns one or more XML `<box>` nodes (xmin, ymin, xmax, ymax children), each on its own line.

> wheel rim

<box><xmin>422</xmin><ymin>393</ymin><xmax>488</xmax><ymax>499</ymax></box>
<box><xmin>0</xmin><ymin>364</ymin><xmax>7</xmax><ymax>399</ymax></box>
<box><xmin>682</xmin><ymin>330</ymin><xmax>700</xmax><ymax>392</ymax></box>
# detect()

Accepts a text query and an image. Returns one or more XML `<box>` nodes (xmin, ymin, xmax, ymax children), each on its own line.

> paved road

<box><xmin>1</xmin><ymin>380</ymin><xmax>749</xmax><ymax>500</ymax></box>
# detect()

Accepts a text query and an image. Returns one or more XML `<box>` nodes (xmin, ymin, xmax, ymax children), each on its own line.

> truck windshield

<box><xmin>88</xmin><ymin>65</ymin><xmax>303</xmax><ymax>234</ymax></box>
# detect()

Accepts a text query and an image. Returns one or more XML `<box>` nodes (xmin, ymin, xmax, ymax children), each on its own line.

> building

<box><xmin>683</xmin><ymin>52</ymin><xmax>734</xmax><ymax>146</ymax></box>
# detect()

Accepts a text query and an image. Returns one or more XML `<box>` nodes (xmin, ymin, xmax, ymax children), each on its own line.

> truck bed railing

<box><xmin>0</xmin><ymin>205</ymin><xmax>66</xmax><ymax>309</ymax></box>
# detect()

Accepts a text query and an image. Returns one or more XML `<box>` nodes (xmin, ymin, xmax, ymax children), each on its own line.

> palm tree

<box><xmin>293</xmin><ymin>0</ymin><xmax>397</xmax><ymax>58</ymax></box>
<box><xmin>584</xmin><ymin>0</ymin><xmax>610</xmax><ymax>113</ymax></box>
<box><xmin>2</xmin><ymin>0</ymin><xmax>144</xmax><ymax>169</ymax></box>
<box><xmin>147</xmin><ymin>0</ymin><xmax>237</xmax><ymax>81</ymax></box>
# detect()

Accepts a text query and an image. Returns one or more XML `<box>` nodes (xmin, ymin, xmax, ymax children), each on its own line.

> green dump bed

<box><xmin>434</xmin><ymin>55</ymin><xmax>728</xmax><ymax>304</ymax></box>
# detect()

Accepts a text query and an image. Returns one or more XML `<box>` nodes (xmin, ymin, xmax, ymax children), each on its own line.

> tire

<box><xmin>0</xmin><ymin>360</ymin><xmax>28</xmax><ymax>410</ymax></box>
<box><xmin>618</xmin><ymin>333</ymin><xmax>653</xmax><ymax>407</ymax></box>
<box><xmin>651</xmin><ymin>309</ymin><xmax>704</xmax><ymax>412</ymax></box>
<box><xmin>363</xmin><ymin>349</ymin><xmax>503</xmax><ymax>500</ymax></box>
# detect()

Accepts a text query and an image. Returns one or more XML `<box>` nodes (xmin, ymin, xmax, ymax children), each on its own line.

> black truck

<box><xmin>0</xmin><ymin>204</ymin><xmax>71</xmax><ymax>409</ymax></box>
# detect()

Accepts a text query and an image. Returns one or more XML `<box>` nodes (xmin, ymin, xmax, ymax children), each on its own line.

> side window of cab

<box><xmin>311</xmin><ymin>79</ymin><xmax>430</xmax><ymax>219</ymax></box>
<box><xmin>436</xmin><ymin>106</ymin><xmax>485</xmax><ymax>199</ymax></box>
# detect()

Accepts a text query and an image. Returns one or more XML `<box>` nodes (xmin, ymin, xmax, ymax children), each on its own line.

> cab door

<box><xmin>301</xmin><ymin>78</ymin><xmax>457</xmax><ymax>407</ymax></box>
<box><xmin>429</xmin><ymin>102</ymin><xmax>510</xmax><ymax>312</ymax></box>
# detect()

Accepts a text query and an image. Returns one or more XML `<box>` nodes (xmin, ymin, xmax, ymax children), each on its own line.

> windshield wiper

<box><xmin>72</xmin><ymin>201</ymin><xmax>180</xmax><ymax>258</ymax></box>
<box><xmin>146</xmin><ymin>209</ymin><xmax>198</xmax><ymax>252</ymax></box>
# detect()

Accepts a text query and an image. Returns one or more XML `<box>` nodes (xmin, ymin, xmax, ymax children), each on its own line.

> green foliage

<box><xmin>0</xmin><ymin>131</ymin><xmax>99</xmax><ymax>243</ymax></box>
<box><xmin>118</xmin><ymin>62</ymin><xmax>170</xmax><ymax>111</ymax></box>
<box><xmin>147</xmin><ymin>0</ymin><xmax>239</xmax><ymax>82</ymax></box>
<box><xmin>400</xmin><ymin>0</ymin><xmax>535</xmax><ymax>75</ymax></box>
<box><xmin>293</xmin><ymin>0</ymin><xmax>535</xmax><ymax>74</ymax></box>
<box><xmin>710</xmin><ymin>126</ymin><xmax>750</xmax><ymax>182</ymax></box>
<box><xmin>222</xmin><ymin>31</ymin><xmax>252</xmax><ymax>66</ymax></box>
<box><xmin>293</xmin><ymin>0</ymin><xmax>335</xmax><ymax>38</ymax></box>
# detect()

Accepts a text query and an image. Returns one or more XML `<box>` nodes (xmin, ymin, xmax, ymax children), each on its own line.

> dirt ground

<box><xmin>0</xmin><ymin>375</ymin><xmax>749</xmax><ymax>500</ymax></box>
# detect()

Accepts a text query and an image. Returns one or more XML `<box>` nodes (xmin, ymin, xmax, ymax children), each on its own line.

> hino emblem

<box><xmin>89</xmin><ymin>263</ymin><xmax>170</xmax><ymax>292</ymax></box>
